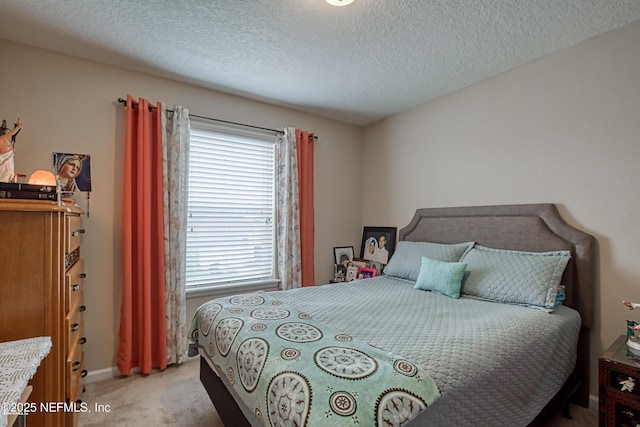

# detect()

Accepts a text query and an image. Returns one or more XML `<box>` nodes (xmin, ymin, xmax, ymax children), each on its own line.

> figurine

<box><xmin>621</xmin><ymin>376</ymin><xmax>636</xmax><ymax>392</ymax></box>
<box><xmin>623</xmin><ymin>301</ymin><xmax>640</xmax><ymax>310</ymax></box>
<box><xmin>623</xmin><ymin>300</ymin><xmax>640</xmax><ymax>353</ymax></box>
<box><xmin>0</xmin><ymin>118</ymin><xmax>22</xmax><ymax>182</ymax></box>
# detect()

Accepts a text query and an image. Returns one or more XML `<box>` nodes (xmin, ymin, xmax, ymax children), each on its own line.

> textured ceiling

<box><xmin>1</xmin><ymin>0</ymin><xmax>639</xmax><ymax>126</ymax></box>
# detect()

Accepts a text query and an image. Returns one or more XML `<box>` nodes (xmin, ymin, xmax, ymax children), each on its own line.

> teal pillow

<box><xmin>414</xmin><ymin>256</ymin><xmax>467</xmax><ymax>298</ymax></box>
<box><xmin>460</xmin><ymin>245</ymin><xmax>571</xmax><ymax>311</ymax></box>
<box><xmin>384</xmin><ymin>241</ymin><xmax>474</xmax><ymax>282</ymax></box>
<box><xmin>555</xmin><ymin>285</ymin><xmax>566</xmax><ymax>307</ymax></box>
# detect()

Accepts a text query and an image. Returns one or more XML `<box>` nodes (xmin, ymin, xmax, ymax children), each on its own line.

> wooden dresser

<box><xmin>0</xmin><ymin>199</ymin><xmax>86</xmax><ymax>427</ymax></box>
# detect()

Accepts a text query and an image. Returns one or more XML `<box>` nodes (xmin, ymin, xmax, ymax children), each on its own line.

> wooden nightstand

<box><xmin>599</xmin><ymin>335</ymin><xmax>640</xmax><ymax>426</ymax></box>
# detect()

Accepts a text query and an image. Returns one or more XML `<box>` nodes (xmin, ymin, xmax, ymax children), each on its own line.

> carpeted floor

<box><xmin>78</xmin><ymin>357</ymin><xmax>598</xmax><ymax>426</ymax></box>
<box><xmin>78</xmin><ymin>357</ymin><xmax>222</xmax><ymax>427</ymax></box>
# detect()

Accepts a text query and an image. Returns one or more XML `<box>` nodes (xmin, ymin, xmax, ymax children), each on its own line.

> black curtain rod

<box><xmin>117</xmin><ymin>98</ymin><xmax>318</xmax><ymax>140</ymax></box>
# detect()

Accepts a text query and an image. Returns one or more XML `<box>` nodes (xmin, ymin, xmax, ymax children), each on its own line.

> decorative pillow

<box><xmin>460</xmin><ymin>245</ymin><xmax>571</xmax><ymax>311</ymax></box>
<box><xmin>414</xmin><ymin>256</ymin><xmax>467</xmax><ymax>298</ymax></box>
<box><xmin>555</xmin><ymin>285</ymin><xmax>566</xmax><ymax>307</ymax></box>
<box><xmin>384</xmin><ymin>241</ymin><xmax>474</xmax><ymax>282</ymax></box>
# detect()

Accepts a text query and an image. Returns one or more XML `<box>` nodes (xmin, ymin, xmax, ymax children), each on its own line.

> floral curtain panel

<box><xmin>276</xmin><ymin>127</ymin><xmax>315</xmax><ymax>290</ymax></box>
<box><xmin>276</xmin><ymin>128</ymin><xmax>302</xmax><ymax>290</ymax></box>
<box><xmin>161</xmin><ymin>103</ymin><xmax>190</xmax><ymax>366</ymax></box>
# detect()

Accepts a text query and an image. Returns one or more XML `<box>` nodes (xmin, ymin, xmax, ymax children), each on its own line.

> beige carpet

<box><xmin>78</xmin><ymin>357</ymin><xmax>223</xmax><ymax>427</ymax></box>
<box><xmin>78</xmin><ymin>357</ymin><xmax>598</xmax><ymax>426</ymax></box>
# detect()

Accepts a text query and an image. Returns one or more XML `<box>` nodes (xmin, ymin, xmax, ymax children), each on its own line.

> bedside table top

<box><xmin>601</xmin><ymin>335</ymin><xmax>640</xmax><ymax>367</ymax></box>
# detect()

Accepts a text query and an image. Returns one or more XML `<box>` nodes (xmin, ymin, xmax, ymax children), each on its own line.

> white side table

<box><xmin>0</xmin><ymin>337</ymin><xmax>52</xmax><ymax>427</ymax></box>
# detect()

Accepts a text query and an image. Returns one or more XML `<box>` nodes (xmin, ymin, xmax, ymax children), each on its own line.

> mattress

<box><xmin>192</xmin><ymin>275</ymin><xmax>581</xmax><ymax>426</ymax></box>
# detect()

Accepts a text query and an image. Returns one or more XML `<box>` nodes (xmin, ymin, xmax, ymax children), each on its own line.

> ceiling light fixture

<box><xmin>325</xmin><ymin>0</ymin><xmax>354</xmax><ymax>6</ymax></box>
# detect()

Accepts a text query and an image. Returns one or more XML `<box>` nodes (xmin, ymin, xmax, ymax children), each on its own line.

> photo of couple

<box><xmin>363</xmin><ymin>235</ymin><xmax>389</xmax><ymax>264</ymax></box>
<box><xmin>360</xmin><ymin>227</ymin><xmax>397</xmax><ymax>265</ymax></box>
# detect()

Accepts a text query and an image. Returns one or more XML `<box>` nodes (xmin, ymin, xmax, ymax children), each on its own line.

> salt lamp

<box><xmin>28</xmin><ymin>170</ymin><xmax>56</xmax><ymax>186</ymax></box>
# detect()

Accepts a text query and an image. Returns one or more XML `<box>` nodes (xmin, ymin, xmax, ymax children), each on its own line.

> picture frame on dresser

<box><xmin>333</xmin><ymin>246</ymin><xmax>354</xmax><ymax>265</ymax></box>
<box><xmin>345</xmin><ymin>265</ymin><xmax>358</xmax><ymax>282</ymax></box>
<box><xmin>360</xmin><ymin>226</ymin><xmax>397</xmax><ymax>265</ymax></box>
<box><xmin>357</xmin><ymin>266</ymin><xmax>377</xmax><ymax>279</ymax></box>
<box><xmin>369</xmin><ymin>261</ymin><xmax>384</xmax><ymax>276</ymax></box>
<box><xmin>333</xmin><ymin>263</ymin><xmax>347</xmax><ymax>282</ymax></box>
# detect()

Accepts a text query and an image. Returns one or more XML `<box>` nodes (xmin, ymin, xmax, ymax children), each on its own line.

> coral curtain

<box><xmin>160</xmin><ymin>103</ymin><xmax>190</xmax><ymax>366</ymax></box>
<box><xmin>296</xmin><ymin>129</ymin><xmax>315</xmax><ymax>287</ymax></box>
<box><xmin>118</xmin><ymin>95</ymin><xmax>167</xmax><ymax>375</ymax></box>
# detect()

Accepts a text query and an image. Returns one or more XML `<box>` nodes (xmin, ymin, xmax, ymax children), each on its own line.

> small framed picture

<box><xmin>369</xmin><ymin>261</ymin><xmax>384</xmax><ymax>276</ymax></box>
<box><xmin>350</xmin><ymin>258</ymin><xmax>368</xmax><ymax>269</ymax></box>
<box><xmin>334</xmin><ymin>264</ymin><xmax>347</xmax><ymax>282</ymax></box>
<box><xmin>360</xmin><ymin>226</ymin><xmax>397</xmax><ymax>265</ymax></box>
<box><xmin>357</xmin><ymin>267</ymin><xmax>377</xmax><ymax>280</ymax></box>
<box><xmin>334</xmin><ymin>246</ymin><xmax>355</xmax><ymax>265</ymax></box>
<box><xmin>345</xmin><ymin>265</ymin><xmax>359</xmax><ymax>282</ymax></box>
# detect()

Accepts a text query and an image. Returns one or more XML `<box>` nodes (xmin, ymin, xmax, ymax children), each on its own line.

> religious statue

<box><xmin>0</xmin><ymin>118</ymin><xmax>22</xmax><ymax>182</ymax></box>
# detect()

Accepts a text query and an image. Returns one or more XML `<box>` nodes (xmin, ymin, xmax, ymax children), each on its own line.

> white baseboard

<box><xmin>589</xmin><ymin>393</ymin><xmax>598</xmax><ymax>409</ymax></box>
<box><xmin>84</xmin><ymin>366</ymin><xmax>139</xmax><ymax>384</ymax></box>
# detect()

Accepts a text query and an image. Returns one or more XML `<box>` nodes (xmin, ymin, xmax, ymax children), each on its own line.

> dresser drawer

<box><xmin>66</xmin><ymin>214</ymin><xmax>84</xmax><ymax>254</ymax></box>
<box><xmin>66</xmin><ymin>259</ymin><xmax>84</xmax><ymax>313</ymax></box>
<box><xmin>66</xmin><ymin>343</ymin><xmax>84</xmax><ymax>402</ymax></box>
<box><xmin>66</xmin><ymin>307</ymin><xmax>83</xmax><ymax>352</ymax></box>
<box><xmin>606</xmin><ymin>366</ymin><xmax>640</xmax><ymax>397</ymax></box>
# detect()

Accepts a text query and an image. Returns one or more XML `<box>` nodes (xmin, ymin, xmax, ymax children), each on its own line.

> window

<box><xmin>186</xmin><ymin>121</ymin><xmax>278</xmax><ymax>296</ymax></box>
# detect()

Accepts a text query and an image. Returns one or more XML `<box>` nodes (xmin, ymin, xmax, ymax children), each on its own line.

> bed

<box><xmin>188</xmin><ymin>203</ymin><xmax>598</xmax><ymax>426</ymax></box>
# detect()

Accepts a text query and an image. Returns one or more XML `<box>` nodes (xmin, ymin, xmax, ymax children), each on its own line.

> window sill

<box><xmin>186</xmin><ymin>279</ymin><xmax>280</xmax><ymax>299</ymax></box>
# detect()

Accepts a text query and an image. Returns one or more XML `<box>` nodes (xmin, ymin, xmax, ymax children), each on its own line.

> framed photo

<box><xmin>369</xmin><ymin>261</ymin><xmax>384</xmax><ymax>276</ymax></box>
<box><xmin>360</xmin><ymin>226</ymin><xmax>397</xmax><ymax>265</ymax></box>
<box><xmin>334</xmin><ymin>246</ymin><xmax>354</xmax><ymax>266</ymax></box>
<box><xmin>350</xmin><ymin>258</ymin><xmax>368</xmax><ymax>269</ymax></box>
<box><xmin>357</xmin><ymin>267</ymin><xmax>377</xmax><ymax>279</ymax></box>
<box><xmin>345</xmin><ymin>265</ymin><xmax>359</xmax><ymax>282</ymax></box>
<box><xmin>52</xmin><ymin>152</ymin><xmax>91</xmax><ymax>192</ymax></box>
<box><xmin>334</xmin><ymin>264</ymin><xmax>347</xmax><ymax>282</ymax></box>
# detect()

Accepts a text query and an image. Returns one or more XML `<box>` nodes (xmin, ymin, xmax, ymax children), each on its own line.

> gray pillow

<box><xmin>384</xmin><ymin>241</ymin><xmax>474</xmax><ymax>282</ymax></box>
<box><xmin>460</xmin><ymin>245</ymin><xmax>571</xmax><ymax>311</ymax></box>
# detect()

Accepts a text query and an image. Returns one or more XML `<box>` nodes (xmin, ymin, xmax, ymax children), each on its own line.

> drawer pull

<box><xmin>72</xmin><ymin>284</ymin><xmax>80</xmax><ymax>291</ymax></box>
<box><xmin>79</xmin><ymin>305</ymin><xmax>86</xmax><ymax>312</ymax></box>
<box><xmin>71</xmin><ymin>323</ymin><xmax>79</xmax><ymax>332</ymax></box>
<box><xmin>72</xmin><ymin>361</ymin><xmax>81</xmax><ymax>371</ymax></box>
<box><xmin>80</xmin><ymin>337</ymin><xmax>87</xmax><ymax>345</ymax></box>
<box><xmin>81</xmin><ymin>370</ymin><xmax>87</xmax><ymax>378</ymax></box>
<box><xmin>80</xmin><ymin>273</ymin><xmax>87</xmax><ymax>279</ymax></box>
<box><xmin>71</xmin><ymin>229</ymin><xmax>86</xmax><ymax>237</ymax></box>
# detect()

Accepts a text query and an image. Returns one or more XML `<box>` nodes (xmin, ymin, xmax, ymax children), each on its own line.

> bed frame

<box><xmin>198</xmin><ymin>203</ymin><xmax>598</xmax><ymax>426</ymax></box>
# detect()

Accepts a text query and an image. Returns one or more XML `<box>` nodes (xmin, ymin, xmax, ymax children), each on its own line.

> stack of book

<box><xmin>0</xmin><ymin>182</ymin><xmax>57</xmax><ymax>201</ymax></box>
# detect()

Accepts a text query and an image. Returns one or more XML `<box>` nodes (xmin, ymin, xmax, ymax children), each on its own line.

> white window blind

<box><xmin>186</xmin><ymin>124</ymin><xmax>276</xmax><ymax>292</ymax></box>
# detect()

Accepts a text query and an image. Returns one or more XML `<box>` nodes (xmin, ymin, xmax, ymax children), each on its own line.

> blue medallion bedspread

<box><xmin>191</xmin><ymin>277</ymin><xmax>582</xmax><ymax>426</ymax></box>
<box><xmin>189</xmin><ymin>291</ymin><xmax>441</xmax><ymax>426</ymax></box>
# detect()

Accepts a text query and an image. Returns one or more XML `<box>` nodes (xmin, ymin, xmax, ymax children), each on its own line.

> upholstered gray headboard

<box><xmin>399</xmin><ymin>204</ymin><xmax>598</xmax><ymax>330</ymax></box>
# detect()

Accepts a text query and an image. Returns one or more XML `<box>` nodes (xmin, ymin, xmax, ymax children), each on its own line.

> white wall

<box><xmin>0</xmin><ymin>38</ymin><xmax>363</xmax><ymax>374</ymax></box>
<box><xmin>362</xmin><ymin>21</ymin><xmax>640</xmax><ymax>395</ymax></box>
